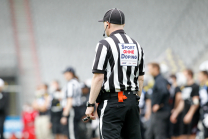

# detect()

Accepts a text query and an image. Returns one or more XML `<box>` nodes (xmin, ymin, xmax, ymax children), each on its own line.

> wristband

<box><xmin>62</xmin><ymin>115</ymin><xmax>68</xmax><ymax>118</ymax></box>
<box><xmin>86</xmin><ymin>101</ymin><xmax>95</xmax><ymax>107</ymax></box>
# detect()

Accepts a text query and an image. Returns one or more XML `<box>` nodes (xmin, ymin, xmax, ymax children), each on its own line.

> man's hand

<box><xmin>49</xmin><ymin>123</ymin><xmax>52</xmax><ymax>129</ymax></box>
<box><xmin>85</xmin><ymin>107</ymin><xmax>96</xmax><ymax>120</ymax></box>
<box><xmin>183</xmin><ymin>113</ymin><xmax>193</xmax><ymax>124</ymax></box>
<box><xmin>170</xmin><ymin>111</ymin><xmax>178</xmax><ymax>124</ymax></box>
<box><xmin>84</xmin><ymin>73</ymin><xmax>103</xmax><ymax>120</ymax></box>
<box><xmin>60</xmin><ymin>117</ymin><xmax>67</xmax><ymax>125</ymax></box>
<box><xmin>144</xmin><ymin>113</ymin><xmax>151</xmax><ymax>120</ymax></box>
<box><xmin>152</xmin><ymin>104</ymin><xmax>160</xmax><ymax>113</ymax></box>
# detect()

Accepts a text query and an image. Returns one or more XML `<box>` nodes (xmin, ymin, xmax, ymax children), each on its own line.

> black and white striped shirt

<box><xmin>92</xmin><ymin>29</ymin><xmax>145</xmax><ymax>92</ymax></box>
<box><xmin>64</xmin><ymin>78</ymin><xmax>82</xmax><ymax>106</ymax></box>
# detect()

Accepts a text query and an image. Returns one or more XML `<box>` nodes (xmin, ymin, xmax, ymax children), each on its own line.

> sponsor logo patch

<box><xmin>119</xmin><ymin>43</ymin><xmax>138</xmax><ymax>66</ymax></box>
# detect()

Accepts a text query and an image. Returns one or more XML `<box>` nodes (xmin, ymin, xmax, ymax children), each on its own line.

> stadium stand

<box><xmin>0</xmin><ymin>0</ymin><xmax>16</xmax><ymax>77</ymax></box>
<box><xmin>30</xmin><ymin>0</ymin><xmax>208</xmax><ymax>84</ymax></box>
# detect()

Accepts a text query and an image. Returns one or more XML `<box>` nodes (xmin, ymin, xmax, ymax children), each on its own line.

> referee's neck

<box><xmin>108</xmin><ymin>25</ymin><xmax>124</xmax><ymax>36</ymax></box>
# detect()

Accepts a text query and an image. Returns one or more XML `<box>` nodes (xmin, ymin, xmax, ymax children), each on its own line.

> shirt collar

<box><xmin>109</xmin><ymin>29</ymin><xmax>125</xmax><ymax>37</ymax></box>
<box><xmin>154</xmin><ymin>73</ymin><xmax>161</xmax><ymax>80</ymax></box>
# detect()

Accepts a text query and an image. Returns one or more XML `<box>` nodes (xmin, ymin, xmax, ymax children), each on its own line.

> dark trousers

<box><xmin>145</xmin><ymin>111</ymin><xmax>169</xmax><ymax>139</ymax></box>
<box><xmin>97</xmin><ymin>92</ymin><xmax>142</xmax><ymax>139</ymax></box>
<box><xmin>0</xmin><ymin>115</ymin><xmax>5</xmax><ymax>139</ymax></box>
<box><xmin>73</xmin><ymin>106</ymin><xmax>84</xmax><ymax>139</ymax></box>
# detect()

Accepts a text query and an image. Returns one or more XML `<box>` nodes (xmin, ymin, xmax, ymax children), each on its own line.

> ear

<box><xmin>107</xmin><ymin>22</ymin><xmax>110</xmax><ymax>29</ymax></box>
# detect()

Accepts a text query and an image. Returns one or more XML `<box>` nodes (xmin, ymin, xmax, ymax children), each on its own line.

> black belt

<box><xmin>98</xmin><ymin>91</ymin><xmax>138</xmax><ymax>101</ymax></box>
<box><xmin>109</xmin><ymin>91</ymin><xmax>137</xmax><ymax>97</ymax></box>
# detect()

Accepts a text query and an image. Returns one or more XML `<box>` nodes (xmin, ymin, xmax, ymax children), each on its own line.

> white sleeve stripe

<box><xmin>67</xmin><ymin>83</ymin><xmax>73</xmax><ymax>97</ymax></box>
<box><xmin>92</xmin><ymin>43</ymin><xmax>100</xmax><ymax>69</ymax></box>
<box><xmin>97</xmin><ymin>45</ymin><xmax>108</xmax><ymax>70</ymax></box>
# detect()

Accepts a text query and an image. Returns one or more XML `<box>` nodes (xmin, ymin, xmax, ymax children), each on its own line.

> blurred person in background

<box><xmin>198</xmin><ymin>71</ymin><xmax>208</xmax><ymax>139</ymax></box>
<box><xmin>79</xmin><ymin>82</ymin><xmax>92</xmax><ymax>139</ymax></box>
<box><xmin>50</xmin><ymin>80</ymin><xmax>68</xmax><ymax>139</ymax></box>
<box><xmin>80</xmin><ymin>83</ymin><xmax>90</xmax><ymax>120</ymax></box>
<box><xmin>145</xmin><ymin>63</ymin><xmax>170</xmax><ymax>139</ymax></box>
<box><xmin>90</xmin><ymin>105</ymin><xmax>99</xmax><ymax>139</ymax></box>
<box><xmin>139</xmin><ymin>78</ymin><xmax>153</xmax><ymax>139</ymax></box>
<box><xmin>170</xmin><ymin>69</ymin><xmax>200</xmax><ymax>139</ymax></box>
<box><xmin>61</xmin><ymin>67</ymin><xmax>82</xmax><ymax>139</ymax></box>
<box><xmin>0</xmin><ymin>78</ymin><xmax>8</xmax><ymax>139</ymax></box>
<box><xmin>169</xmin><ymin>74</ymin><xmax>182</xmax><ymax>139</ymax></box>
<box><xmin>21</xmin><ymin>103</ymin><xmax>38</xmax><ymax>139</ymax></box>
<box><xmin>139</xmin><ymin>89</ymin><xmax>151</xmax><ymax>139</ymax></box>
<box><xmin>33</xmin><ymin>83</ymin><xmax>53</xmax><ymax>139</ymax></box>
<box><xmin>81</xmin><ymin>80</ymin><xmax>99</xmax><ymax>139</ymax></box>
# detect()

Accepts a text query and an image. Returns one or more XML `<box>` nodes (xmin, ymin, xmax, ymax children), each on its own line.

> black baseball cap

<box><xmin>63</xmin><ymin>67</ymin><xmax>75</xmax><ymax>75</ymax></box>
<box><xmin>98</xmin><ymin>8</ymin><xmax>125</xmax><ymax>25</ymax></box>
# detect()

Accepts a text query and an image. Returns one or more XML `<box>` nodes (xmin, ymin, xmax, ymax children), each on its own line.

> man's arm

<box><xmin>184</xmin><ymin>85</ymin><xmax>200</xmax><ymax>124</ymax></box>
<box><xmin>144</xmin><ymin>98</ymin><xmax>151</xmax><ymax>120</ymax></box>
<box><xmin>85</xmin><ymin>73</ymin><xmax>104</xmax><ymax>119</ymax></box>
<box><xmin>183</xmin><ymin>96</ymin><xmax>199</xmax><ymax>124</ymax></box>
<box><xmin>138</xmin><ymin>75</ymin><xmax>144</xmax><ymax>96</ymax></box>
<box><xmin>60</xmin><ymin>97</ymin><xmax>73</xmax><ymax>125</ymax></box>
<box><xmin>89</xmin><ymin>73</ymin><xmax>104</xmax><ymax>104</ymax></box>
<box><xmin>174</xmin><ymin>91</ymin><xmax>182</xmax><ymax>108</ymax></box>
<box><xmin>62</xmin><ymin>81</ymin><xmax>75</xmax><ymax>116</ymax></box>
<box><xmin>63</xmin><ymin>98</ymin><xmax>73</xmax><ymax>116</ymax></box>
<box><xmin>170</xmin><ymin>99</ymin><xmax>184</xmax><ymax>123</ymax></box>
<box><xmin>61</xmin><ymin>82</ymin><xmax>75</xmax><ymax>125</ymax></box>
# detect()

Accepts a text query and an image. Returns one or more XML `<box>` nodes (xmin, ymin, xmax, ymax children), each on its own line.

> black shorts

<box><xmin>97</xmin><ymin>92</ymin><xmax>142</xmax><ymax>139</ymax></box>
<box><xmin>179</xmin><ymin>112</ymin><xmax>199</xmax><ymax>135</ymax></box>
<box><xmin>171</xmin><ymin>113</ymin><xmax>183</xmax><ymax>137</ymax></box>
<box><xmin>51</xmin><ymin>117</ymin><xmax>69</xmax><ymax>136</ymax></box>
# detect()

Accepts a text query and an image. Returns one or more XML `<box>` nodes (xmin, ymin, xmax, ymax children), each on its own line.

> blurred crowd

<box><xmin>1</xmin><ymin>62</ymin><xmax>208</xmax><ymax>139</ymax></box>
<box><xmin>21</xmin><ymin>67</ymin><xmax>99</xmax><ymax>139</ymax></box>
<box><xmin>140</xmin><ymin>63</ymin><xmax>208</xmax><ymax>139</ymax></box>
<box><xmin>20</xmin><ymin>63</ymin><xmax>208</xmax><ymax>139</ymax></box>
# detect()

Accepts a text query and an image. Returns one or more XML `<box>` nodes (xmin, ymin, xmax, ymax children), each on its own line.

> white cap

<box><xmin>0</xmin><ymin>78</ymin><xmax>5</xmax><ymax>88</ymax></box>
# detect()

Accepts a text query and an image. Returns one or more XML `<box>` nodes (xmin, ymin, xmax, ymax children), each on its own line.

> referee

<box><xmin>85</xmin><ymin>8</ymin><xmax>145</xmax><ymax>139</ymax></box>
<box><xmin>61</xmin><ymin>67</ymin><xmax>83</xmax><ymax>139</ymax></box>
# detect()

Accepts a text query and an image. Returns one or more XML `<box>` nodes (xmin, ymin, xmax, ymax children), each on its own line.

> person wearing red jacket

<box><xmin>21</xmin><ymin>103</ymin><xmax>38</xmax><ymax>139</ymax></box>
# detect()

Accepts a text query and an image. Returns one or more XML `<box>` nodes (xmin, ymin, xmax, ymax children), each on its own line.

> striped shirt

<box><xmin>64</xmin><ymin>78</ymin><xmax>82</xmax><ymax>106</ymax></box>
<box><xmin>92</xmin><ymin>29</ymin><xmax>145</xmax><ymax>92</ymax></box>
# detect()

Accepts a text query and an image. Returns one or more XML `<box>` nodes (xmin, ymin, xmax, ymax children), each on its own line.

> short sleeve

<box><xmin>145</xmin><ymin>90</ymin><xmax>151</xmax><ymax>99</ymax></box>
<box><xmin>175</xmin><ymin>87</ymin><xmax>181</xmax><ymax>94</ymax></box>
<box><xmin>92</xmin><ymin>43</ymin><xmax>108</xmax><ymax>74</ymax></box>
<box><xmin>66</xmin><ymin>83</ymin><xmax>74</xmax><ymax>98</ymax></box>
<box><xmin>139</xmin><ymin>47</ymin><xmax>145</xmax><ymax>76</ymax></box>
<box><xmin>191</xmin><ymin>84</ymin><xmax>199</xmax><ymax>97</ymax></box>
